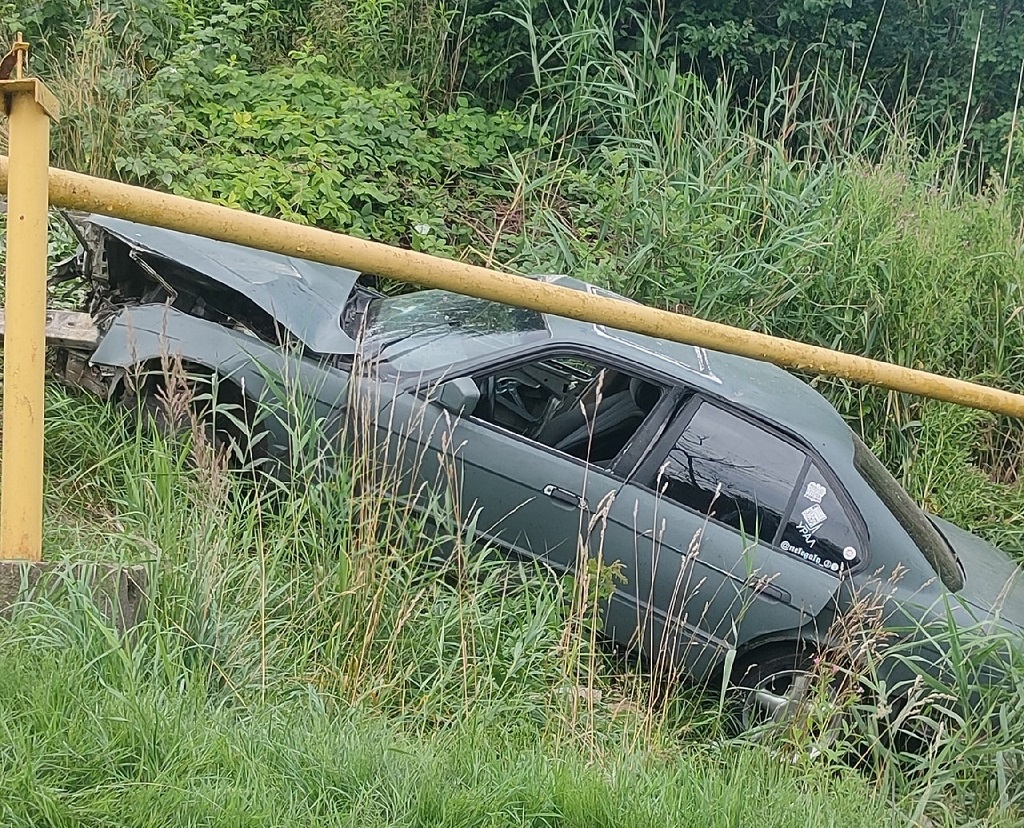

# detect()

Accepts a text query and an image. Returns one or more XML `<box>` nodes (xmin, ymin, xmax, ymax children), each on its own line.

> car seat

<box><xmin>539</xmin><ymin>377</ymin><xmax>658</xmax><ymax>460</ymax></box>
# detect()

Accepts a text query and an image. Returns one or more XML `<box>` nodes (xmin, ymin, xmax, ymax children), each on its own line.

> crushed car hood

<box><xmin>82</xmin><ymin>215</ymin><xmax>363</xmax><ymax>355</ymax></box>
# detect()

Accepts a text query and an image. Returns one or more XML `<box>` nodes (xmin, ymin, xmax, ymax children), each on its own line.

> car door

<box><xmin>595</xmin><ymin>398</ymin><xmax>857</xmax><ymax>682</ymax></box>
<box><xmin>386</xmin><ymin>400</ymin><xmax>614</xmax><ymax>569</ymax></box>
<box><xmin>379</xmin><ymin>352</ymin><xmax>670</xmax><ymax>573</ymax></box>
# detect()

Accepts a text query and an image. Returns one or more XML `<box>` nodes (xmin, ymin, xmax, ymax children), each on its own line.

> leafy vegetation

<box><xmin>2</xmin><ymin>0</ymin><xmax>1024</xmax><ymax>825</ymax></box>
<box><xmin>127</xmin><ymin>51</ymin><xmax>524</xmax><ymax>250</ymax></box>
<box><xmin>463</xmin><ymin>0</ymin><xmax>1023</xmax><ymax>158</ymax></box>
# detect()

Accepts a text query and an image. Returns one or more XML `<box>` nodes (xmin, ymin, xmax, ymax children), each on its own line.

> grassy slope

<box><xmin>2</xmin><ymin>4</ymin><xmax>1024</xmax><ymax>826</ymax></box>
<box><xmin>4</xmin><ymin>120</ymin><xmax>1024</xmax><ymax>828</ymax></box>
<box><xmin>0</xmin><ymin>392</ymin><xmax>899</xmax><ymax>827</ymax></box>
<box><xmin>0</xmin><ymin>636</ymin><xmax>894</xmax><ymax>827</ymax></box>
<box><xmin>2</xmin><ymin>139</ymin><xmax>1022</xmax><ymax>828</ymax></box>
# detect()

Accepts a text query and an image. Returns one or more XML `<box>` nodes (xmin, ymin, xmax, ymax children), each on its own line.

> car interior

<box><xmin>470</xmin><ymin>356</ymin><xmax>662</xmax><ymax>464</ymax></box>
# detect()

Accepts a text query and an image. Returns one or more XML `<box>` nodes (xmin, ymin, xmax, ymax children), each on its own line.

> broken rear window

<box><xmin>360</xmin><ymin>290</ymin><xmax>549</xmax><ymax>373</ymax></box>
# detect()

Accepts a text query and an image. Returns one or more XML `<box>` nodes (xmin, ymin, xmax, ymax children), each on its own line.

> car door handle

<box><xmin>746</xmin><ymin>576</ymin><xmax>792</xmax><ymax>605</ymax></box>
<box><xmin>543</xmin><ymin>484</ymin><xmax>588</xmax><ymax>511</ymax></box>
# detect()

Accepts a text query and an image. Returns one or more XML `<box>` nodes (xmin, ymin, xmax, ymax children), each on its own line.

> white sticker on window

<box><xmin>800</xmin><ymin>504</ymin><xmax>828</xmax><ymax>531</ymax></box>
<box><xmin>803</xmin><ymin>481</ymin><xmax>827</xmax><ymax>503</ymax></box>
<box><xmin>842</xmin><ymin>546</ymin><xmax>857</xmax><ymax>561</ymax></box>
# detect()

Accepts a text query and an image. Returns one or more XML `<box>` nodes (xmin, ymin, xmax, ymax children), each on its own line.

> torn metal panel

<box><xmin>0</xmin><ymin>307</ymin><xmax>98</xmax><ymax>349</ymax></box>
<box><xmin>58</xmin><ymin>349</ymin><xmax>112</xmax><ymax>397</ymax></box>
<box><xmin>92</xmin><ymin>303</ymin><xmax>350</xmax><ymax>407</ymax></box>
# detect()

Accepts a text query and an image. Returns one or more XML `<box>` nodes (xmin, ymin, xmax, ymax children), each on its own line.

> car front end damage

<box><xmin>31</xmin><ymin>212</ymin><xmax>376</xmax><ymax>399</ymax></box>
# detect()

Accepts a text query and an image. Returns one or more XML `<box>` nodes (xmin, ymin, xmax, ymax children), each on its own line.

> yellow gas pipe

<box><xmin>1</xmin><ymin>160</ymin><xmax>1024</xmax><ymax>425</ymax></box>
<box><xmin>0</xmin><ymin>35</ymin><xmax>59</xmax><ymax>560</ymax></box>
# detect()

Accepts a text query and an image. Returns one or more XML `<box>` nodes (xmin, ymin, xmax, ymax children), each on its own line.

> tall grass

<box><xmin>9</xmin><ymin>369</ymin><xmax>904</xmax><ymax>825</ymax></box>
<box><xmin>31</xmin><ymin>7</ymin><xmax>147</xmax><ymax>178</ymax></box>
<box><xmin>0</xmin><ymin>626</ymin><xmax>899</xmax><ymax>827</ymax></box>
<box><xmin>299</xmin><ymin>0</ymin><xmax>462</xmax><ymax>101</ymax></box>
<box><xmin>38</xmin><ymin>358</ymin><xmax>709</xmax><ymax>742</ymax></box>
<box><xmin>18</xmin><ymin>362</ymin><xmax>1024</xmax><ymax>827</ymax></box>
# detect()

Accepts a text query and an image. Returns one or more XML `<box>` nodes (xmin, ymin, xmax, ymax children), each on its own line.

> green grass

<box><xmin>0</xmin><ymin>387</ymin><xmax>906</xmax><ymax>827</ymax></box>
<box><xmin>0</xmin><ymin>630</ymin><xmax>897</xmax><ymax>827</ymax></box>
<box><xmin>4</xmin><ymin>377</ymin><xmax>1018</xmax><ymax>827</ymax></box>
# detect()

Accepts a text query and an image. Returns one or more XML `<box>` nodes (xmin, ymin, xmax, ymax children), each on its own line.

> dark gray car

<box><xmin>51</xmin><ymin>213</ymin><xmax>1024</xmax><ymax>721</ymax></box>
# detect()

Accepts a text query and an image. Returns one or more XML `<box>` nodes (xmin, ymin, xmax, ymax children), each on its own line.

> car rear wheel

<box><xmin>730</xmin><ymin>646</ymin><xmax>847</xmax><ymax>748</ymax></box>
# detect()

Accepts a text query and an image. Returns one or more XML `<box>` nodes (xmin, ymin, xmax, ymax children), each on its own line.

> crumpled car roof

<box><xmin>83</xmin><ymin>214</ymin><xmax>362</xmax><ymax>355</ymax></box>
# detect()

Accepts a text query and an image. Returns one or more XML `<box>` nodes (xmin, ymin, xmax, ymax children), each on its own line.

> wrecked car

<box><xmin>40</xmin><ymin>212</ymin><xmax>1024</xmax><ymax>726</ymax></box>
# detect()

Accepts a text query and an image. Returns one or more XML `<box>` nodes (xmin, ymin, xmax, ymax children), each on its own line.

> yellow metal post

<box><xmin>0</xmin><ymin>35</ymin><xmax>59</xmax><ymax>561</ymax></box>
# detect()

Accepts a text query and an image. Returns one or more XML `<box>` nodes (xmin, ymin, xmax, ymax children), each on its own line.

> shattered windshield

<box><xmin>359</xmin><ymin>289</ymin><xmax>549</xmax><ymax>372</ymax></box>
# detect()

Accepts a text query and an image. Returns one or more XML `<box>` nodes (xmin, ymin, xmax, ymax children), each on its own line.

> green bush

<box><xmin>2</xmin><ymin>0</ymin><xmax>182</xmax><ymax>66</ymax></box>
<box><xmin>121</xmin><ymin>42</ymin><xmax>524</xmax><ymax>252</ymax></box>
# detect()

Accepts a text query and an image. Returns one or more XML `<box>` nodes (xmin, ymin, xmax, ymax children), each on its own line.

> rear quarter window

<box><xmin>777</xmin><ymin>463</ymin><xmax>863</xmax><ymax>575</ymax></box>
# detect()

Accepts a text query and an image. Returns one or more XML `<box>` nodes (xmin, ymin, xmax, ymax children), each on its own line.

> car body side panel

<box><xmin>598</xmin><ymin>485</ymin><xmax>841</xmax><ymax>679</ymax></box>
<box><xmin>381</xmin><ymin>385</ymin><xmax>840</xmax><ymax>679</ymax></box>
<box><xmin>92</xmin><ymin>304</ymin><xmax>351</xmax><ymax>459</ymax></box>
<box><xmin>381</xmin><ymin>389</ymin><xmax>624</xmax><ymax>568</ymax></box>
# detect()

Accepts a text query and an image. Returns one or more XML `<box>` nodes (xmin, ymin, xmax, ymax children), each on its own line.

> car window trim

<box><xmin>771</xmin><ymin>455</ymin><xmax>813</xmax><ymax>548</ymax></box>
<box><xmin>632</xmin><ymin>393</ymin><xmax>870</xmax><ymax>574</ymax></box>
<box><xmin>411</xmin><ymin>345</ymin><xmax>676</xmax><ymax>482</ymax></box>
<box><xmin>852</xmin><ymin>434</ymin><xmax>962</xmax><ymax>591</ymax></box>
<box><xmin>608</xmin><ymin>387</ymin><xmax>684</xmax><ymax>479</ymax></box>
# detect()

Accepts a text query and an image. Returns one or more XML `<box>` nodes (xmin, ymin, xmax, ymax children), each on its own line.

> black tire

<box><xmin>137</xmin><ymin>390</ymin><xmax>216</xmax><ymax>449</ymax></box>
<box><xmin>731</xmin><ymin>645</ymin><xmax>880</xmax><ymax>767</ymax></box>
<box><xmin>120</xmin><ymin>364</ymin><xmax>254</xmax><ymax>465</ymax></box>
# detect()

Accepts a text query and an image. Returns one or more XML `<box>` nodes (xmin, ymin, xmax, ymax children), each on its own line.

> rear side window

<box><xmin>650</xmin><ymin>401</ymin><xmax>863</xmax><ymax>576</ymax></box>
<box><xmin>653</xmin><ymin>402</ymin><xmax>805</xmax><ymax>544</ymax></box>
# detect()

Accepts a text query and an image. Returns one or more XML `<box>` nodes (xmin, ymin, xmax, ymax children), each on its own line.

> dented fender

<box><xmin>91</xmin><ymin>304</ymin><xmax>351</xmax><ymax>411</ymax></box>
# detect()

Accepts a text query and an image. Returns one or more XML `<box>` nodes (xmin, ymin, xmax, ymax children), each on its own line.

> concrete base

<box><xmin>0</xmin><ymin>561</ymin><xmax>147</xmax><ymax>635</ymax></box>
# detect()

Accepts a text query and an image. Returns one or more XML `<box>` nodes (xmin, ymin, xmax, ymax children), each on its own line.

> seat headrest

<box><xmin>628</xmin><ymin>377</ymin><xmax>660</xmax><ymax>409</ymax></box>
